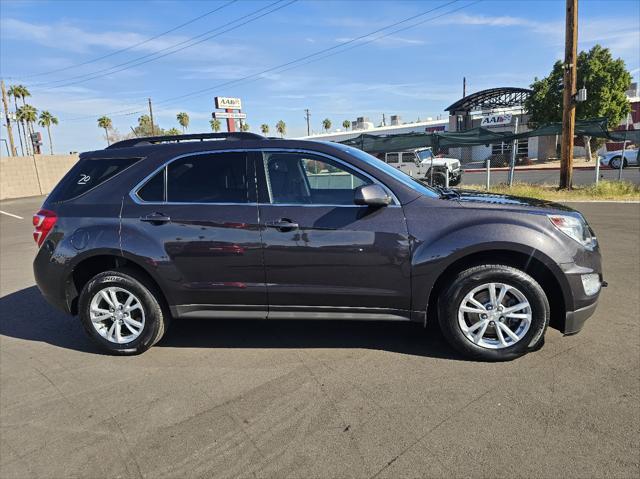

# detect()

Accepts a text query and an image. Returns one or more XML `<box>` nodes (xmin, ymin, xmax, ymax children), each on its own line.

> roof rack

<box><xmin>106</xmin><ymin>132</ymin><xmax>265</xmax><ymax>149</ymax></box>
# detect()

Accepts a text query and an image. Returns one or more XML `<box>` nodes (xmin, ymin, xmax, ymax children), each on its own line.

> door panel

<box><xmin>256</xmin><ymin>150</ymin><xmax>411</xmax><ymax>314</ymax></box>
<box><xmin>259</xmin><ymin>205</ymin><xmax>411</xmax><ymax>311</ymax></box>
<box><xmin>120</xmin><ymin>151</ymin><xmax>266</xmax><ymax>316</ymax></box>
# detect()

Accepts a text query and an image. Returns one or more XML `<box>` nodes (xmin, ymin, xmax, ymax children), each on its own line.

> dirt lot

<box><xmin>1</xmin><ymin>196</ymin><xmax>638</xmax><ymax>478</ymax></box>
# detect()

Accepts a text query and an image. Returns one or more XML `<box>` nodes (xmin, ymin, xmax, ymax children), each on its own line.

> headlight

<box><xmin>548</xmin><ymin>214</ymin><xmax>597</xmax><ymax>249</ymax></box>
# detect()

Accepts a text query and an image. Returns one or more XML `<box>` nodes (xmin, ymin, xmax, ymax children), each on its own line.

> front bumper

<box><xmin>564</xmin><ymin>299</ymin><xmax>599</xmax><ymax>335</ymax></box>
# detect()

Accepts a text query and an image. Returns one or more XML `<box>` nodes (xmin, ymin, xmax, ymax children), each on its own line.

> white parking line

<box><xmin>0</xmin><ymin>210</ymin><xmax>24</xmax><ymax>220</ymax></box>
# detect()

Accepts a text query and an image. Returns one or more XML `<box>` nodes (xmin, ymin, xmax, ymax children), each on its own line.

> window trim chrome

<box><xmin>129</xmin><ymin>148</ymin><xmax>400</xmax><ymax>207</ymax></box>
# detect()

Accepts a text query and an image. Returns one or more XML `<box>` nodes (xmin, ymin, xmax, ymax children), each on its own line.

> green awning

<box><xmin>337</xmin><ymin>117</ymin><xmax>633</xmax><ymax>153</ymax></box>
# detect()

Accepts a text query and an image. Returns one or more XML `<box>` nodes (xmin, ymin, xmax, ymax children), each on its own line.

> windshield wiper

<box><xmin>435</xmin><ymin>186</ymin><xmax>460</xmax><ymax>199</ymax></box>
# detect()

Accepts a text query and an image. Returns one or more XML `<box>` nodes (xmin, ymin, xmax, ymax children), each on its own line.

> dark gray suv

<box><xmin>33</xmin><ymin>132</ymin><xmax>603</xmax><ymax>360</ymax></box>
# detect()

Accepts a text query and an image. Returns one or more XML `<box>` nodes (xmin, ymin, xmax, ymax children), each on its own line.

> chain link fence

<box><xmin>446</xmin><ymin>134</ymin><xmax>639</xmax><ymax>189</ymax></box>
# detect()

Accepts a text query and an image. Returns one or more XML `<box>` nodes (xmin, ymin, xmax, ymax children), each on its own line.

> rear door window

<box><xmin>402</xmin><ymin>152</ymin><xmax>417</xmax><ymax>164</ymax></box>
<box><xmin>134</xmin><ymin>152</ymin><xmax>250</xmax><ymax>204</ymax></box>
<box><xmin>48</xmin><ymin>157</ymin><xmax>141</xmax><ymax>202</ymax></box>
<box><xmin>166</xmin><ymin>152</ymin><xmax>249</xmax><ymax>203</ymax></box>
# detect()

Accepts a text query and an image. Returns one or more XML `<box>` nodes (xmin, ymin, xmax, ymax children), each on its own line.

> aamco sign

<box><xmin>215</xmin><ymin>97</ymin><xmax>242</xmax><ymax>110</ymax></box>
<box><xmin>480</xmin><ymin>113</ymin><xmax>513</xmax><ymax>127</ymax></box>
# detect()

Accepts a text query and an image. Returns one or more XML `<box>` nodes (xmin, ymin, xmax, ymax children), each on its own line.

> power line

<box><xmin>152</xmin><ymin>0</ymin><xmax>464</xmax><ymax>104</ymax></box>
<box><xmin>27</xmin><ymin>0</ymin><xmax>293</xmax><ymax>90</ymax></box>
<box><xmin>11</xmin><ymin>1</ymin><xmax>238</xmax><ymax>80</ymax></box>
<box><xmin>64</xmin><ymin>0</ymin><xmax>480</xmax><ymax>122</ymax></box>
<box><xmin>165</xmin><ymin>0</ymin><xmax>481</xmax><ymax>110</ymax></box>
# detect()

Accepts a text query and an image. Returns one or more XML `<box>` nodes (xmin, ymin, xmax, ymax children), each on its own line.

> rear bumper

<box><xmin>563</xmin><ymin>300</ymin><xmax>598</xmax><ymax>335</ymax></box>
<box><xmin>33</xmin><ymin>246</ymin><xmax>74</xmax><ymax>315</ymax></box>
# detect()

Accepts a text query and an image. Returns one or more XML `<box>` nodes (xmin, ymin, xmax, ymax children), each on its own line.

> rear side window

<box><xmin>386</xmin><ymin>153</ymin><xmax>399</xmax><ymax>164</ymax></box>
<box><xmin>135</xmin><ymin>152</ymin><xmax>249</xmax><ymax>204</ymax></box>
<box><xmin>168</xmin><ymin>152</ymin><xmax>248</xmax><ymax>203</ymax></box>
<box><xmin>137</xmin><ymin>170</ymin><xmax>164</xmax><ymax>202</ymax></box>
<box><xmin>48</xmin><ymin>157</ymin><xmax>141</xmax><ymax>202</ymax></box>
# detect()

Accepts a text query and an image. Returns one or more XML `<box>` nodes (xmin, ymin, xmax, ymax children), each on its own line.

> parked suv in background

<box><xmin>384</xmin><ymin>148</ymin><xmax>462</xmax><ymax>186</ymax></box>
<box><xmin>33</xmin><ymin>133</ymin><xmax>603</xmax><ymax>360</ymax></box>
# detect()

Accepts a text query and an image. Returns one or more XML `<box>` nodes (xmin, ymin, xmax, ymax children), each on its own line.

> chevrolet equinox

<box><xmin>33</xmin><ymin>132</ymin><xmax>603</xmax><ymax>360</ymax></box>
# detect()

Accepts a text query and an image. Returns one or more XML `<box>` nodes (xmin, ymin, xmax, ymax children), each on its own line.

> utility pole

<box><xmin>463</xmin><ymin>77</ymin><xmax>466</xmax><ymax>97</ymax></box>
<box><xmin>148</xmin><ymin>98</ymin><xmax>155</xmax><ymax>136</ymax></box>
<box><xmin>560</xmin><ymin>0</ymin><xmax>578</xmax><ymax>189</ymax></box>
<box><xmin>1</xmin><ymin>80</ymin><xmax>17</xmax><ymax>156</ymax></box>
<box><xmin>304</xmin><ymin>109</ymin><xmax>311</xmax><ymax>136</ymax></box>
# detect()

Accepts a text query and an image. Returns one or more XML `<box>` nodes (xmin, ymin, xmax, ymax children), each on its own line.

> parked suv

<box><xmin>384</xmin><ymin>148</ymin><xmax>462</xmax><ymax>186</ymax></box>
<box><xmin>33</xmin><ymin>133</ymin><xmax>603</xmax><ymax>360</ymax></box>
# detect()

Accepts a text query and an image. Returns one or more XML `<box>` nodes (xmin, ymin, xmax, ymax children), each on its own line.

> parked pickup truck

<box><xmin>384</xmin><ymin>148</ymin><xmax>463</xmax><ymax>186</ymax></box>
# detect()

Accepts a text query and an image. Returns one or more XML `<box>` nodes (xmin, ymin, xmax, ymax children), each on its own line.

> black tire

<box><xmin>449</xmin><ymin>177</ymin><xmax>461</xmax><ymax>187</ymax></box>
<box><xmin>437</xmin><ymin>264</ymin><xmax>549</xmax><ymax>361</ymax></box>
<box><xmin>610</xmin><ymin>156</ymin><xmax>622</xmax><ymax>169</ymax></box>
<box><xmin>78</xmin><ymin>269</ymin><xmax>170</xmax><ymax>355</ymax></box>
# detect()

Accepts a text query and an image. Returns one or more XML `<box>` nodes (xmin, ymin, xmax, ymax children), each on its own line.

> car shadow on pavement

<box><xmin>0</xmin><ymin>286</ymin><xmax>461</xmax><ymax>360</ymax></box>
<box><xmin>159</xmin><ymin>318</ymin><xmax>461</xmax><ymax>360</ymax></box>
<box><xmin>0</xmin><ymin>286</ymin><xmax>97</xmax><ymax>353</ymax></box>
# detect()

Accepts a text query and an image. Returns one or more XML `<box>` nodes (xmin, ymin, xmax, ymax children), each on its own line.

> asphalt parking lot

<box><xmin>1</xmin><ymin>196</ymin><xmax>638</xmax><ymax>479</ymax></box>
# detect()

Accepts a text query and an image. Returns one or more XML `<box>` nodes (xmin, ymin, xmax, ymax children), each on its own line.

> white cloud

<box><xmin>0</xmin><ymin>17</ymin><xmax>252</xmax><ymax>62</ymax></box>
<box><xmin>335</xmin><ymin>35</ymin><xmax>426</xmax><ymax>47</ymax></box>
<box><xmin>178</xmin><ymin>64</ymin><xmax>260</xmax><ymax>81</ymax></box>
<box><xmin>436</xmin><ymin>13</ymin><xmax>639</xmax><ymax>56</ymax></box>
<box><xmin>436</xmin><ymin>13</ymin><xmax>536</xmax><ymax>28</ymax></box>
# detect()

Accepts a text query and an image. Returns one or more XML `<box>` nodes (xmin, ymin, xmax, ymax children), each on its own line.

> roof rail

<box><xmin>106</xmin><ymin>132</ymin><xmax>265</xmax><ymax>149</ymax></box>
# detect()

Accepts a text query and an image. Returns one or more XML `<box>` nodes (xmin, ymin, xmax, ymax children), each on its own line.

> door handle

<box><xmin>140</xmin><ymin>212</ymin><xmax>171</xmax><ymax>224</ymax></box>
<box><xmin>265</xmin><ymin>219</ymin><xmax>299</xmax><ymax>231</ymax></box>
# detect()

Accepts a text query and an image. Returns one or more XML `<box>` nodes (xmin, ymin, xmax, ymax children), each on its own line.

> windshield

<box><xmin>416</xmin><ymin>149</ymin><xmax>434</xmax><ymax>161</ymax></box>
<box><xmin>334</xmin><ymin>144</ymin><xmax>439</xmax><ymax>198</ymax></box>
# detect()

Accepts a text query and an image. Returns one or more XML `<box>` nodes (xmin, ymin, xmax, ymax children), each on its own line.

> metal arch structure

<box><xmin>445</xmin><ymin>87</ymin><xmax>532</xmax><ymax>113</ymax></box>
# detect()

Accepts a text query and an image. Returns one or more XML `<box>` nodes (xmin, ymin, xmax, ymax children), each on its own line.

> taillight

<box><xmin>33</xmin><ymin>209</ymin><xmax>57</xmax><ymax>247</ymax></box>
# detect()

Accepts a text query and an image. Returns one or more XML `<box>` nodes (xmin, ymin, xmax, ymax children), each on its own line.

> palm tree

<box><xmin>210</xmin><ymin>119</ymin><xmax>221</xmax><ymax>132</ymax></box>
<box><xmin>322</xmin><ymin>118</ymin><xmax>332</xmax><ymax>133</ymax></box>
<box><xmin>18</xmin><ymin>105</ymin><xmax>38</xmax><ymax>153</ymax></box>
<box><xmin>7</xmin><ymin>85</ymin><xmax>26</xmax><ymax>155</ymax></box>
<box><xmin>38</xmin><ymin>111</ymin><xmax>58</xmax><ymax>155</ymax></box>
<box><xmin>166</xmin><ymin>127</ymin><xmax>181</xmax><ymax>135</ymax></box>
<box><xmin>260</xmin><ymin>124</ymin><xmax>269</xmax><ymax>135</ymax></box>
<box><xmin>240</xmin><ymin>122</ymin><xmax>250</xmax><ymax>132</ymax></box>
<box><xmin>97</xmin><ymin>116</ymin><xmax>113</xmax><ymax>145</ymax></box>
<box><xmin>275</xmin><ymin>120</ymin><xmax>286</xmax><ymax>138</ymax></box>
<box><xmin>6</xmin><ymin>85</ymin><xmax>23</xmax><ymax>155</ymax></box>
<box><xmin>17</xmin><ymin>86</ymin><xmax>33</xmax><ymax>149</ymax></box>
<box><xmin>342</xmin><ymin>120</ymin><xmax>351</xmax><ymax>131</ymax></box>
<box><xmin>176</xmin><ymin>112</ymin><xmax>189</xmax><ymax>132</ymax></box>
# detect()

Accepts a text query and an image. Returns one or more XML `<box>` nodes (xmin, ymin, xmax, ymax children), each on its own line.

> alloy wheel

<box><xmin>457</xmin><ymin>282</ymin><xmax>532</xmax><ymax>349</ymax></box>
<box><xmin>89</xmin><ymin>287</ymin><xmax>145</xmax><ymax>344</ymax></box>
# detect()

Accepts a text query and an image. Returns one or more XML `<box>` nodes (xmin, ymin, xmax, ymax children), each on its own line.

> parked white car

<box><xmin>598</xmin><ymin>149</ymin><xmax>639</xmax><ymax>169</ymax></box>
<box><xmin>384</xmin><ymin>148</ymin><xmax>463</xmax><ymax>186</ymax></box>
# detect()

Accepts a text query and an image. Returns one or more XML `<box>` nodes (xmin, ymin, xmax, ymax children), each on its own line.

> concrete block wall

<box><xmin>0</xmin><ymin>154</ymin><xmax>78</xmax><ymax>200</ymax></box>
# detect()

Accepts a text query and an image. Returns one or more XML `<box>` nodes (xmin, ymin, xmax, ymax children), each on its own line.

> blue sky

<box><xmin>1</xmin><ymin>0</ymin><xmax>639</xmax><ymax>153</ymax></box>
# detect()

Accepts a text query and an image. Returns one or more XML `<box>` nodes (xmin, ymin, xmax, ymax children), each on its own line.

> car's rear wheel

<box><xmin>438</xmin><ymin>265</ymin><xmax>549</xmax><ymax>361</ymax></box>
<box><xmin>78</xmin><ymin>269</ymin><xmax>169</xmax><ymax>355</ymax></box>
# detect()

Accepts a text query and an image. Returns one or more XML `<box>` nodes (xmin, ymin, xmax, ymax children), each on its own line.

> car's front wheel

<box><xmin>438</xmin><ymin>265</ymin><xmax>549</xmax><ymax>361</ymax></box>
<box><xmin>609</xmin><ymin>156</ymin><xmax>623</xmax><ymax>169</ymax></box>
<box><xmin>78</xmin><ymin>269</ymin><xmax>170</xmax><ymax>355</ymax></box>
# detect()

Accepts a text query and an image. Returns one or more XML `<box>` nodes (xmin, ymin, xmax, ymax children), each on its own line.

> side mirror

<box><xmin>354</xmin><ymin>184</ymin><xmax>392</xmax><ymax>207</ymax></box>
